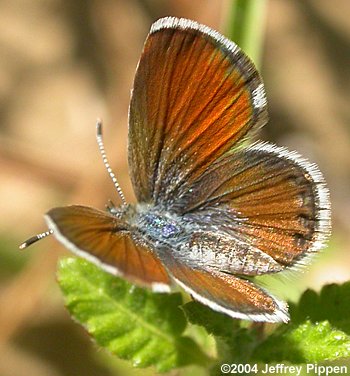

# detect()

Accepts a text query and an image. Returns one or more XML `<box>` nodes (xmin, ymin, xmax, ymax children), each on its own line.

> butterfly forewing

<box><xmin>45</xmin><ymin>205</ymin><xmax>171</xmax><ymax>291</ymax></box>
<box><xmin>128</xmin><ymin>17</ymin><xmax>268</xmax><ymax>207</ymax></box>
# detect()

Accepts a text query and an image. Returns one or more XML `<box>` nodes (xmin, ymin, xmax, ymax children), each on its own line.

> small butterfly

<box><xmin>20</xmin><ymin>17</ymin><xmax>331</xmax><ymax>323</ymax></box>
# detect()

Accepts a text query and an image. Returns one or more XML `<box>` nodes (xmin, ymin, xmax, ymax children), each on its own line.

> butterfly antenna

<box><xmin>96</xmin><ymin>119</ymin><xmax>127</xmax><ymax>206</ymax></box>
<box><xmin>19</xmin><ymin>229</ymin><xmax>54</xmax><ymax>250</ymax></box>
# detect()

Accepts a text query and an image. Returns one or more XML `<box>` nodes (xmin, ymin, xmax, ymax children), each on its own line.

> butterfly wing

<box><xmin>129</xmin><ymin>16</ymin><xmax>330</xmax><ymax>271</ymax></box>
<box><xmin>128</xmin><ymin>17</ymin><xmax>267</xmax><ymax>205</ymax></box>
<box><xmin>180</xmin><ymin>142</ymin><xmax>331</xmax><ymax>269</ymax></box>
<box><xmin>45</xmin><ymin>205</ymin><xmax>171</xmax><ymax>291</ymax></box>
<box><xmin>157</xmin><ymin>250</ymin><xmax>289</xmax><ymax>322</ymax></box>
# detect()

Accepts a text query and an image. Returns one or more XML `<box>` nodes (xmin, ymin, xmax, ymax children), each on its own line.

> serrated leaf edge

<box><xmin>58</xmin><ymin>258</ymin><xmax>209</xmax><ymax>367</ymax></box>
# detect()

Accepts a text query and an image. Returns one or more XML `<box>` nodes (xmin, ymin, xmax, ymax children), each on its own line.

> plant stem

<box><xmin>224</xmin><ymin>0</ymin><xmax>267</xmax><ymax>68</ymax></box>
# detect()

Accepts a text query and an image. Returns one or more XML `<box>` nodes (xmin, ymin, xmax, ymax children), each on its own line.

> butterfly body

<box><xmin>100</xmin><ymin>201</ymin><xmax>285</xmax><ymax>279</ymax></box>
<box><xmin>135</xmin><ymin>206</ymin><xmax>187</xmax><ymax>241</ymax></box>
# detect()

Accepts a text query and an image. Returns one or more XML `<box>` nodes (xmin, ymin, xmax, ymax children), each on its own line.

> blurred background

<box><xmin>0</xmin><ymin>0</ymin><xmax>349</xmax><ymax>375</ymax></box>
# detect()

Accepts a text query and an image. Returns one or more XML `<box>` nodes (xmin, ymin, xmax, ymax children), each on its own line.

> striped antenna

<box><xmin>96</xmin><ymin>119</ymin><xmax>127</xmax><ymax>206</ymax></box>
<box><xmin>19</xmin><ymin>229</ymin><xmax>53</xmax><ymax>249</ymax></box>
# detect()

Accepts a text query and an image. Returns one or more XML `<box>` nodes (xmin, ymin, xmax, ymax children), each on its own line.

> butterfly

<box><xmin>20</xmin><ymin>17</ymin><xmax>331</xmax><ymax>323</ymax></box>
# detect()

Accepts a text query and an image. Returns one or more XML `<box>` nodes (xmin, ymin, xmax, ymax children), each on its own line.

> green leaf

<box><xmin>252</xmin><ymin>282</ymin><xmax>350</xmax><ymax>363</ymax></box>
<box><xmin>183</xmin><ymin>300</ymin><xmax>238</xmax><ymax>338</ymax></box>
<box><xmin>183</xmin><ymin>301</ymin><xmax>257</xmax><ymax>364</ymax></box>
<box><xmin>253</xmin><ymin>320</ymin><xmax>350</xmax><ymax>363</ymax></box>
<box><xmin>57</xmin><ymin>257</ymin><xmax>210</xmax><ymax>372</ymax></box>
<box><xmin>289</xmin><ymin>282</ymin><xmax>350</xmax><ymax>334</ymax></box>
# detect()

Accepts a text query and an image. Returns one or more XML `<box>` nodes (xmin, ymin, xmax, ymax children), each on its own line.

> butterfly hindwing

<box><xmin>156</xmin><ymin>249</ymin><xmax>289</xmax><ymax>322</ymax></box>
<box><xmin>179</xmin><ymin>142</ymin><xmax>331</xmax><ymax>268</ymax></box>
